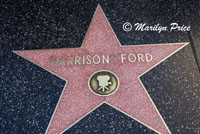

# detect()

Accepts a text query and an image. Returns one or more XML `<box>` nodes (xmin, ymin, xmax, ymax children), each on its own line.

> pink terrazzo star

<box><xmin>14</xmin><ymin>5</ymin><xmax>188</xmax><ymax>134</ymax></box>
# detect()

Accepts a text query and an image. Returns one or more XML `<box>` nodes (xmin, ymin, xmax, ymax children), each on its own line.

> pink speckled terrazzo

<box><xmin>14</xmin><ymin>5</ymin><xmax>187</xmax><ymax>134</ymax></box>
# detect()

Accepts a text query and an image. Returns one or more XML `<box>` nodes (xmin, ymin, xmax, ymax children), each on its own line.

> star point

<box><xmin>13</xmin><ymin>5</ymin><xmax>188</xmax><ymax>134</ymax></box>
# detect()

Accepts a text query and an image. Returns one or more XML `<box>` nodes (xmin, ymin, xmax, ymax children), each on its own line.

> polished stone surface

<box><xmin>64</xmin><ymin>103</ymin><xmax>157</xmax><ymax>134</ymax></box>
<box><xmin>0</xmin><ymin>0</ymin><xmax>200</xmax><ymax>134</ymax></box>
<box><xmin>14</xmin><ymin>6</ymin><xmax>187</xmax><ymax>133</ymax></box>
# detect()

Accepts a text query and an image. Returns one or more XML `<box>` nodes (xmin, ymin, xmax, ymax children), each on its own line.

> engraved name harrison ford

<box><xmin>49</xmin><ymin>53</ymin><xmax>153</xmax><ymax>66</ymax></box>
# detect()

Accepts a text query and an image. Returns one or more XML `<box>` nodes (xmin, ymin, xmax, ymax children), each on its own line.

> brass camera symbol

<box><xmin>88</xmin><ymin>70</ymin><xmax>119</xmax><ymax>96</ymax></box>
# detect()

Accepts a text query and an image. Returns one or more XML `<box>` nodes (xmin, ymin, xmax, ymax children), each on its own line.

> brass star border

<box><xmin>13</xmin><ymin>4</ymin><xmax>188</xmax><ymax>134</ymax></box>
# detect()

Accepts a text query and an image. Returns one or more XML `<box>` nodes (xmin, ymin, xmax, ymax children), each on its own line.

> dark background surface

<box><xmin>0</xmin><ymin>0</ymin><xmax>200</xmax><ymax>134</ymax></box>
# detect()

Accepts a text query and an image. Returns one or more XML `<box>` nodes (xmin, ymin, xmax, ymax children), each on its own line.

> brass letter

<box><xmin>59</xmin><ymin>56</ymin><xmax>65</xmax><ymax>65</ymax></box>
<box><xmin>128</xmin><ymin>54</ymin><xmax>136</xmax><ymax>62</ymax></box>
<box><xmin>102</xmin><ymin>55</ymin><xmax>109</xmax><ymax>64</ymax></box>
<box><xmin>75</xmin><ymin>56</ymin><xmax>81</xmax><ymax>65</ymax></box>
<box><xmin>86</xmin><ymin>55</ymin><xmax>92</xmax><ymax>64</ymax></box>
<box><xmin>121</xmin><ymin>54</ymin><xmax>126</xmax><ymax>63</ymax></box>
<box><xmin>145</xmin><ymin>53</ymin><xmax>153</xmax><ymax>62</ymax></box>
<box><xmin>93</xmin><ymin>55</ymin><xmax>101</xmax><ymax>64</ymax></box>
<box><xmin>137</xmin><ymin>54</ymin><xmax>144</xmax><ymax>62</ymax></box>
<box><xmin>67</xmin><ymin>56</ymin><xmax>73</xmax><ymax>65</ymax></box>
<box><xmin>49</xmin><ymin>56</ymin><xmax>57</xmax><ymax>65</ymax></box>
